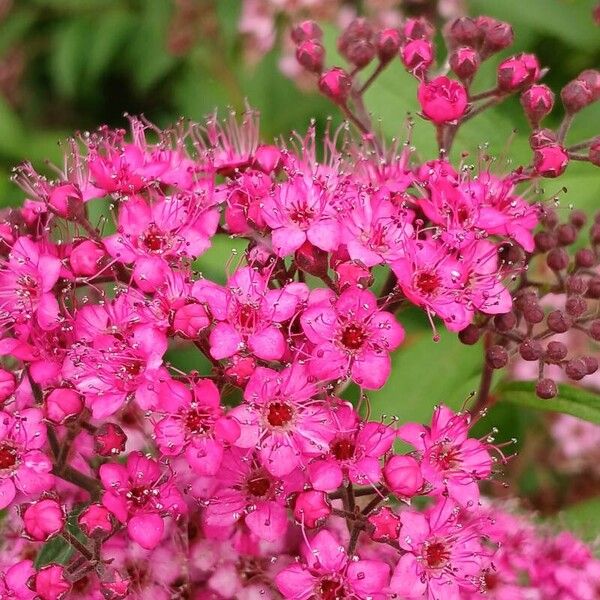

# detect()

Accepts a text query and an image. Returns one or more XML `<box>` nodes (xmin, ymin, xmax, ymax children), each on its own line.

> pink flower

<box><xmin>0</xmin><ymin>560</ymin><xmax>35</xmax><ymax>600</ymax></box>
<box><xmin>230</xmin><ymin>362</ymin><xmax>334</xmax><ymax>476</ymax></box>
<box><xmin>418</xmin><ymin>76</ymin><xmax>468</xmax><ymax>124</ymax></box>
<box><xmin>223</xmin><ymin>169</ymin><xmax>270</xmax><ymax>234</ymax></box>
<box><xmin>389</xmin><ymin>499</ymin><xmax>486</xmax><ymax>599</ymax></box>
<box><xmin>383</xmin><ymin>454</ymin><xmax>423</xmax><ymax>497</ymax></box>
<box><xmin>31</xmin><ymin>564</ymin><xmax>71</xmax><ymax>600</ymax></box>
<box><xmin>21</xmin><ymin>497</ymin><xmax>65</xmax><ymax>541</ymax></box>
<box><xmin>194</xmin><ymin>266</ymin><xmax>308</xmax><ymax>361</ymax></box>
<box><xmin>261</xmin><ymin>176</ymin><xmax>341</xmax><ymax>257</ymax></box>
<box><xmin>0</xmin><ymin>408</ymin><xmax>54</xmax><ymax>509</ymax></box>
<box><xmin>154</xmin><ymin>378</ymin><xmax>240</xmax><ymax>475</ymax></box>
<box><xmin>308</xmin><ymin>403</ymin><xmax>396</xmax><ymax>491</ymax></box>
<box><xmin>0</xmin><ymin>237</ymin><xmax>61</xmax><ymax>331</ymax></box>
<box><xmin>301</xmin><ymin>286</ymin><xmax>404</xmax><ymax>389</ymax></box>
<box><xmin>104</xmin><ymin>193</ymin><xmax>218</xmax><ymax>291</ymax></box>
<box><xmin>100</xmin><ymin>451</ymin><xmax>186</xmax><ymax>549</ymax></box>
<box><xmin>275</xmin><ymin>529</ymin><xmax>390</xmax><ymax>600</ymax></box>
<box><xmin>497</xmin><ymin>53</ymin><xmax>540</xmax><ymax>91</ymax></box>
<box><xmin>78</xmin><ymin>503</ymin><xmax>113</xmax><ymax>537</ymax></box>
<box><xmin>398</xmin><ymin>405</ymin><xmax>495</xmax><ymax>505</ymax></box>
<box><xmin>202</xmin><ymin>447</ymin><xmax>302</xmax><ymax>541</ymax></box>
<box><xmin>534</xmin><ymin>143</ymin><xmax>569</xmax><ymax>178</ymax></box>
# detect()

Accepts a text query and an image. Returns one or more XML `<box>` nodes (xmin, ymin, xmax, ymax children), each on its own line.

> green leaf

<box><xmin>552</xmin><ymin>496</ymin><xmax>600</xmax><ymax>543</ymax></box>
<box><xmin>498</xmin><ymin>380</ymin><xmax>600</xmax><ymax>424</ymax></box>
<box><xmin>50</xmin><ymin>19</ymin><xmax>91</xmax><ymax>98</ymax></box>
<box><xmin>367</xmin><ymin>326</ymin><xmax>483</xmax><ymax>425</ymax></box>
<box><xmin>35</xmin><ymin>536</ymin><xmax>73</xmax><ymax>568</ymax></box>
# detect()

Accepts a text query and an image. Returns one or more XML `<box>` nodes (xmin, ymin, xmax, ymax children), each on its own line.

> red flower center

<box><xmin>142</xmin><ymin>226</ymin><xmax>168</xmax><ymax>253</ymax></box>
<box><xmin>331</xmin><ymin>438</ymin><xmax>355</xmax><ymax>461</ymax></box>
<box><xmin>424</xmin><ymin>540</ymin><xmax>450</xmax><ymax>569</ymax></box>
<box><xmin>238</xmin><ymin>304</ymin><xmax>258</xmax><ymax>329</ymax></box>
<box><xmin>414</xmin><ymin>271</ymin><xmax>441</xmax><ymax>295</ymax></box>
<box><xmin>246</xmin><ymin>472</ymin><xmax>272</xmax><ymax>498</ymax></box>
<box><xmin>340</xmin><ymin>323</ymin><xmax>367</xmax><ymax>350</ymax></box>
<box><xmin>128</xmin><ymin>486</ymin><xmax>151</xmax><ymax>508</ymax></box>
<box><xmin>318</xmin><ymin>578</ymin><xmax>346</xmax><ymax>600</ymax></box>
<box><xmin>0</xmin><ymin>443</ymin><xmax>17</xmax><ymax>470</ymax></box>
<box><xmin>429</xmin><ymin>442</ymin><xmax>460</xmax><ymax>471</ymax></box>
<box><xmin>266</xmin><ymin>401</ymin><xmax>294</xmax><ymax>427</ymax></box>
<box><xmin>185</xmin><ymin>409</ymin><xmax>211</xmax><ymax>434</ymax></box>
<box><xmin>289</xmin><ymin>204</ymin><xmax>315</xmax><ymax>227</ymax></box>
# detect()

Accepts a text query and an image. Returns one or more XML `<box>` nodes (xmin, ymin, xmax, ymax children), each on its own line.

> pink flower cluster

<box><xmin>0</xmin><ymin>7</ymin><xmax>598</xmax><ymax>598</ymax></box>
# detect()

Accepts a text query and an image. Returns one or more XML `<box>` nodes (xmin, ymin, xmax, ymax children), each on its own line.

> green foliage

<box><xmin>498</xmin><ymin>380</ymin><xmax>600</xmax><ymax>425</ymax></box>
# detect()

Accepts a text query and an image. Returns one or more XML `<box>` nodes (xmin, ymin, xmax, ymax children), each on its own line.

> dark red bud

<box><xmin>291</xmin><ymin>20</ymin><xmax>322</xmax><ymax>44</ymax></box>
<box><xmin>296</xmin><ymin>40</ymin><xmax>325</xmax><ymax>73</ymax></box>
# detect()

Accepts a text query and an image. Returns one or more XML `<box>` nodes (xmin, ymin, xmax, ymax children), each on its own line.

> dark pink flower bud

<box><xmin>376</xmin><ymin>28</ymin><xmax>402</xmax><ymax>62</ymax></box>
<box><xmin>534</xmin><ymin>144</ymin><xmax>569</xmax><ymax>178</ymax></box>
<box><xmin>31</xmin><ymin>564</ymin><xmax>71</xmax><ymax>600</ymax></box>
<box><xmin>447</xmin><ymin>17</ymin><xmax>482</xmax><ymax>48</ymax></box>
<box><xmin>478</xmin><ymin>17</ymin><xmax>514</xmax><ymax>55</ymax></box>
<box><xmin>78</xmin><ymin>503</ymin><xmax>113</xmax><ymax>537</ymax></box>
<box><xmin>338</xmin><ymin>19</ymin><xmax>376</xmax><ymax>68</ymax></box>
<box><xmin>254</xmin><ymin>144</ymin><xmax>281</xmax><ymax>173</ymax></box>
<box><xmin>0</xmin><ymin>368</ymin><xmax>15</xmax><ymax>403</ymax></box>
<box><xmin>45</xmin><ymin>388</ymin><xmax>83</xmax><ymax>424</ymax></box>
<box><xmin>403</xmin><ymin>17</ymin><xmax>434</xmax><ymax>41</ymax></box>
<box><xmin>69</xmin><ymin>239</ymin><xmax>105</xmax><ymax>277</ymax></box>
<box><xmin>335</xmin><ymin>260</ymin><xmax>373</xmax><ymax>290</ymax></box>
<box><xmin>22</xmin><ymin>498</ymin><xmax>65</xmax><ymax>541</ymax></box>
<box><xmin>172</xmin><ymin>303</ymin><xmax>210</xmax><ymax>338</ymax></box>
<box><xmin>401</xmin><ymin>39</ymin><xmax>434</xmax><ymax>78</ymax></box>
<box><xmin>48</xmin><ymin>183</ymin><xmax>81</xmax><ymax>217</ymax></box>
<box><xmin>561</xmin><ymin>79</ymin><xmax>593</xmax><ymax>113</ymax></box>
<box><xmin>295</xmin><ymin>39</ymin><xmax>325</xmax><ymax>73</ymax></box>
<box><xmin>497</xmin><ymin>53</ymin><xmax>540</xmax><ymax>91</ymax></box>
<box><xmin>293</xmin><ymin>490</ymin><xmax>331</xmax><ymax>528</ymax></box>
<box><xmin>417</xmin><ymin>76</ymin><xmax>468</xmax><ymax>124</ymax></box>
<box><xmin>449</xmin><ymin>46</ymin><xmax>480</xmax><ymax>80</ymax></box>
<box><xmin>520</xmin><ymin>84</ymin><xmax>555</xmax><ymax>126</ymax></box>
<box><xmin>100</xmin><ymin>573</ymin><xmax>130</xmax><ymax>600</ymax></box>
<box><xmin>318</xmin><ymin>67</ymin><xmax>352</xmax><ymax>104</ymax></box>
<box><xmin>94</xmin><ymin>422</ymin><xmax>127</xmax><ymax>456</ymax></box>
<box><xmin>529</xmin><ymin>127</ymin><xmax>557</xmax><ymax>149</ymax></box>
<box><xmin>345</xmin><ymin>39</ymin><xmax>377</xmax><ymax>68</ymax></box>
<box><xmin>224</xmin><ymin>355</ymin><xmax>256</xmax><ymax>387</ymax></box>
<box><xmin>589</xmin><ymin>140</ymin><xmax>600</xmax><ymax>166</ymax></box>
<box><xmin>368</xmin><ymin>506</ymin><xmax>401</xmax><ymax>541</ymax></box>
<box><xmin>295</xmin><ymin>240</ymin><xmax>329</xmax><ymax>278</ymax></box>
<box><xmin>291</xmin><ymin>20</ymin><xmax>322</xmax><ymax>44</ymax></box>
<box><xmin>384</xmin><ymin>455</ymin><xmax>423</xmax><ymax>497</ymax></box>
<box><xmin>578</xmin><ymin>69</ymin><xmax>600</xmax><ymax>100</ymax></box>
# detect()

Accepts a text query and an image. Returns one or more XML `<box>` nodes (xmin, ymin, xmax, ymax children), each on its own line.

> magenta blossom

<box><xmin>0</xmin><ymin>560</ymin><xmax>35</xmax><ymax>600</ymax></box>
<box><xmin>194</xmin><ymin>266</ymin><xmax>308</xmax><ymax>361</ymax></box>
<box><xmin>230</xmin><ymin>362</ymin><xmax>334</xmax><ymax>476</ymax></box>
<box><xmin>398</xmin><ymin>405</ymin><xmax>496</xmax><ymax>506</ymax></box>
<box><xmin>100</xmin><ymin>451</ymin><xmax>186</xmax><ymax>550</ymax></box>
<box><xmin>0</xmin><ymin>408</ymin><xmax>54</xmax><ymax>509</ymax></box>
<box><xmin>275</xmin><ymin>529</ymin><xmax>390</xmax><ymax>600</ymax></box>
<box><xmin>154</xmin><ymin>378</ymin><xmax>240</xmax><ymax>475</ymax></box>
<box><xmin>301</xmin><ymin>286</ymin><xmax>404</xmax><ymax>389</ymax></box>
<box><xmin>418</xmin><ymin>76</ymin><xmax>468</xmax><ymax>124</ymax></box>
<box><xmin>307</xmin><ymin>403</ymin><xmax>396</xmax><ymax>491</ymax></box>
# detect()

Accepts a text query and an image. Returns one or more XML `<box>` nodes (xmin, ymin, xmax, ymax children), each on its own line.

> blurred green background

<box><xmin>1</xmin><ymin>0</ymin><xmax>600</xmax><ymax>533</ymax></box>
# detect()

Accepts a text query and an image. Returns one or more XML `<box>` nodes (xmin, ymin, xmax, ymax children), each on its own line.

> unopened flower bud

<box><xmin>589</xmin><ymin>140</ymin><xmax>600</xmax><ymax>166</ymax></box>
<box><xmin>172</xmin><ymin>303</ymin><xmax>210</xmax><ymax>338</ymax></box>
<box><xmin>335</xmin><ymin>260</ymin><xmax>373</xmax><ymax>290</ymax></box>
<box><xmin>447</xmin><ymin>17</ymin><xmax>481</xmax><ymax>48</ymax></box>
<box><xmin>78</xmin><ymin>503</ymin><xmax>113</xmax><ymax>537</ymax></box>
<box><xmin>368</xmin><ymin>507</ymin><xmax>401</xmax><ymax>541</ymax></box>
<box><xmin>225</xmin><ymin>355</ymin><xmax>256</xmax><ymax>387</ymax></box>
<box><xmin>401</xmin><ymin>38</ymin><xmax>434</xmax><ymax>78</ymax></box>
<box><xmin>295</xmin><ymin>39</ymin><xmax>325</xmax><ymax>73</ymax></box>
<box><xmin>577</xmin><ymin>69</ymin><xmax>600</xmax><ymax>101</ymax></box>
<box><xmin>569</xmin><ymin>209</ymin><xmax>587</xmax><ymax>229</ymax></box>
<box><xmin>417</xmin><ymin>76</ymin><xmax>468</xmax><ymax>124</ymax></box>
<box><xmin>520</xmin><ymin>84</ymin><xmax>554</xmax><ymax>126</ymax></box>
<box><xmin>575</xmin><ymin>248</ymin><xmax>595</xmax><ymax>268</ymax></box>
<box><xmin>480</xmin><ymin>19</ymin><xmax>514</xmax><ymax>55</ymax></box>
<box><xmin>566</xmin><ymin>276</ymin><xmax>587</xmax><ymax>295</ymax></box>
<box><xmin>561</xmin><ymin>79</ymin><xmax>593</xmax><ymax>114</ymax></box>
<box><xmin>529</xmin><ymin>128</ymin><xmax>557</xmax><ymax>149</ymax></box>
<box><xmin>403</xmin><ymin>17</ymin><xmax>433</xmax><ymax>41</ymax></box>
<box><xmin>540</xmin><ymin>206</ymin><xmax>559</xmax><ymax>228</ymax></box>
<box><xmin>583</xmin><ymin>356</ymin><xmax>598</xmax><ymax>374</ymax></box>
<box><xmin>346</xmin><ymin>39</ymin><xmax>377</xmax><ymax>68</ymax></box>
<box><xmin>494</xmin><ymin>311</ymin><xmax>517</xmax><ymax>332</ymax></box>
<box><xmin>565</xmin><ymin>295</ymin><xmax>587</xmax><ymax>317</ymax></box>
<box><xmin>384</xmin><ymin>455</ymin><xmax>423</xmax><ymax>497</ymax></box>
<box><xmin>497</xmin><ymin>53</ymin><xmax>540</xmax><ymax>91</ymax></box>
<box><xmin>533</xmin><ymin>144</ymin><xmax>569</xmax><ymax>178</ymax></box>
<box><xmin>486</xmin><ymin>345</ymin><xmax>508</xmax><ymax>369</ymax></box>
<box><xmin>293</xmin><ymin>490</ymin><xmax>331</xmax><ymax>528</ymax></box>
<box><xmin>565</xmin><ymin>358</ymin><xmax>587</xmax><ymax>380</ymax></box>
<box><xmin>32</xmin><ymin>564</ymin><xmax>71</xmax><ymax>600</ymax></box>
<box><xmin>523</xmin><ymin>303</ymin><xmax>544</xmax><ymax>324</ymax></box>
<box><xmin>338</xmin><ymin>19</ymin><xmax>375</xmax><ymax>68</ymax></box>
<box><xmin>254</xmin><ymin>144</ymin><xmax>281</xmax><ymax>174</ymax></box>
<box><xmin>0</xmin><ymin>368</ymin><xmax>15</xmax><ymax>403</ymax></box>
<box><xmin>547</xmin><ymin>247</ymin><xmax>569</xmax><ymax>271</ymax></box>
<box><xmin>291</xmin><ymin>20</ymin><xmax>322</xmax><ymax>44</ymax></box>
<box><xmin>318</xmin><ymin>67</ymin><xmax>352</xmax><ymax>104</ymax></box>
<box><xmin>546</xmin><ymin>341</ymin><xmax>568</xmax><ymax>362</ymax></box>
<box><xmin>45</xmin><ymin>388</ymin><xmax>83</xmax><ymax>424</ymax></box>
<box><xmin>449</xmin><ymin>46</ymin><xmax>480</xmax><ymax>80</ymax></box>
<box><xmin>534</xmin><ymin>230</ymin><xmax>557</xmax><ymax>252</ymax></box>
<box><xmin>22</xmin><ymin>498</ymin><xmax>65</xmax><ymax>541</ymax></box>
<box><xmin>69</xmin><ymin>239</ymin><xmax>105</xmax><ymax>277</ymax></box>
<box><xmin>295</xmin><ymin>241</ymin><xmax>329</xmax><ymax>278</ymax></box>
<box><xmin>588</xmin><ymin>276</ymin><xmax>600</xmax><ymax>299</ymax></box>
<box><xmin>101</xmin><ymin>574</ymin><xmax>130</xmax><ymax>600</ymax></box>
<box><xmin>48</xmin><ymin>183</ymin><xmax>82</xmax><ymax>217</ymax></box>
<box><xmin>94</xmin><ymin>422</ymin><xmax>127</xmax><ymax>456</ymax></box>
<box><xmin>556</xmin><ymin>223</ymin><xmax>577</xmax><ymax>246</ymax></box>
<box><xmin>458</xmin><ymin>324</ymin><xmax>480</xmax><ymax>345</ymax></box>
<box><xmin>536</xmin><ymin>378</ymin><xmax>557</xmax><ymax>399</ymax></box>
<box><xmin>376</xmin><ymin>28</ymin><xmax>402</xmax><ymax>62</ymax></box>
<box><xmin>590</xmin><ymin>320</ymin><xmax>600</xmax><ymax>341</ymax></box>
<box><xmin>519</xmin><ymin>338</ymin><xmax>543</xmax><ymax>361</ymax></box>
<box><xmin>547</xmin><ymin>310</ymin><xmax>571</xmax><ymax>333</ymax></box>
